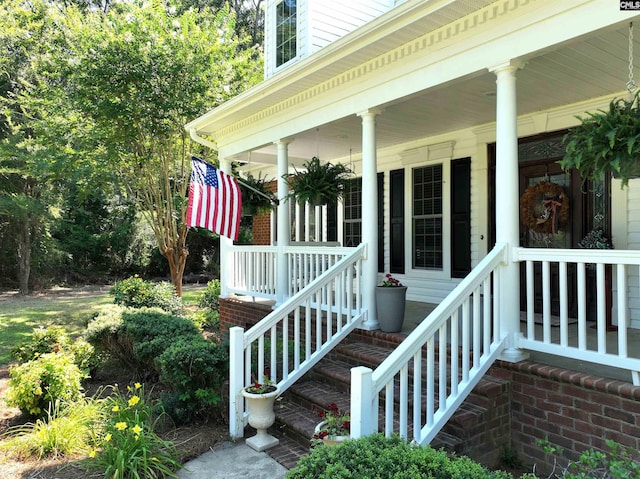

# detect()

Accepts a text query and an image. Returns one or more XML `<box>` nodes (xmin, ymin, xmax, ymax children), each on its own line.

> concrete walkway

<box><xmin>177</xmin><ymin>441</ymin><xmax>288</xmax><ymax>479</ymax></box>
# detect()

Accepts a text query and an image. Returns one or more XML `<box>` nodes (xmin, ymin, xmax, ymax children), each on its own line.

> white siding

<box><xmin>265</xmin><ymin>0</ymin><xmax>393</xmax><ymax>79</ymax></box>
<box><xmin>308</xmin><ymin>1</ymin><xmax>392</xmax><ymax>54</ymax></box>
<box><xmin>625</xmin><ymin>180</ymin><xmax>640</xmax><ymax>327</ymax></box>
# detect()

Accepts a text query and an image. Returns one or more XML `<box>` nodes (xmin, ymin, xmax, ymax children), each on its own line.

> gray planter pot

<box><xmin>376</xmin><ymin>286</ymin><xmax>407</xmax><ymax>332</ymax></box>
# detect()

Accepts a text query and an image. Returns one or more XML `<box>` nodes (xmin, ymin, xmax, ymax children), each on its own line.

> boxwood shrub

<box><xmin>157</xmin><ymin>336</ymin><xmax>228</xmax><ymax>423</ymax></box>
<box><xmin>286</xmin><ymin>434</ymin><xmax>514</xmax><ymax>479</ymax></box>
<box><xmin>110</xmin><ymin>276</ymin><xmax>183</xmax><ymax>315</ymax></box>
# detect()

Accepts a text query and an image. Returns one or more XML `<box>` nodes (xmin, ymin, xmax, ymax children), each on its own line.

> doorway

<box><xmin>489</xmin><ymin>132</ymin><xmax>611</xmax><ymax>317</ymax></box>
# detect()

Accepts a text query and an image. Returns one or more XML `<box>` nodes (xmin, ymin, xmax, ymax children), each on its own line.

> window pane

<box><xmin>413</xmin><ymin>164</ymin><xmax>443</xmax><ymax>270</ymax></box>
<box><xmin>276</xmin><ymin>0</ymin><xmax>297</xmax><ymax>67</ymax></box>
<box><xmin>343</xmin><ymin>178</ymin><xmax>362</xmax><ymax>246</ymax></box>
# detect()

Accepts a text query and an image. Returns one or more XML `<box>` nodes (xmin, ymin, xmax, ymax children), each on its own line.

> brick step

<box><xmin>274</xmin><ymin>376</ymin><xmax>469</xmax><ymax>455</ymax></box>
<box><xmin>319</xmin><ymin>342</ymin><xmax>509</xmax><ymax>406</ymax></box>
<box><xmin>272</xmin><ymin>336</ymin><xmax>511</xmax><ymax>469</ymax></box>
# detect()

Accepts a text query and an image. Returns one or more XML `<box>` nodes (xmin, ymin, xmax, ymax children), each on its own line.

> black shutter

<box><xmin>451</xmin><ymin>157</ymin><xmax>471</xmax><ymax>278</ymax></box>
<box><xmin>390</xmin><ymin>169</ymin><xmax>405</xmax><ymax>274</ymax></box>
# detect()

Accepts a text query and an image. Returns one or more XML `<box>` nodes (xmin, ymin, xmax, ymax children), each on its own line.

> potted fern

<box><xmin>284</xmin><ymin>157</ymin><xmax>352</xmax><ymax>205</ymax></box>
<box><xmin>239</xmin><ymin>172</ymin><xmax>277</xmax><ymax>216</ymax></box>
<box><xmin>559</xmin><ymin>92</ymin><xmax>640</xmax><ymax>188</ymax></box>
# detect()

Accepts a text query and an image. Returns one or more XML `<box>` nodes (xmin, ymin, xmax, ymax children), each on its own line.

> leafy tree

<box><xmin>59</xmin><ymin>2</ymin><xmax>261</xmax><ymax>294</ymax></box>
<box><xmin>0</xmin><ymin>0</ymin><xmax>66</xmax><ymax>293</ymax></box>
<box><xmin>0</xmin><ymin>0</ymin><xmax>263</xmax><ymax>294</ymax></box>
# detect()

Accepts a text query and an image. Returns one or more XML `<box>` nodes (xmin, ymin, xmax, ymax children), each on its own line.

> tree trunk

<box><xmin>17</xmin><ymin>215</ymin><xmax>31</xmax><ymax>295</ymax></box>
<box><xmin>164</xmin><ymin>246</ymin><xmax>188</xmax><ymax>297</ymax></box>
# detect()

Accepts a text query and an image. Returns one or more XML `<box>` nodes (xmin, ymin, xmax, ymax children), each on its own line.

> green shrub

<box><xmin>86</xmin><ymin>307</ymin><xmax>201</xmax><ymax>375</ymax></box>
<box><xmin>110</xmin><ymin>276</ymin><xmax>183</xmax><ymax>315</ymax></box>
<box><xmin>11</xmin><ymin>326</ymin><xmax>71</xmax><ymax>363</ymax></box>
<box><xmin>88</xmin><ymin>383</ymin><xmax>181</xmax><ymax>479</ymax></box>
<box><xmin>11</xmin><ymin>325</ymin><xmax>98</xmax><ymax>375</ymax></box>
<box><xmin>5</xmin><ymin>353</ymin><xmax>84</xmax><ymax>418</ymax></box>
<box><xmin>0</xmin><ymin>397</ymin><xmax>105</xmax><ymax>459</ymax></box>
<box><xmin>157</xmin><ymin>337</ymin><xmax>228</xmax><ymax>423</ymax></box>
<box><xmin>187</xmin><ymin>309</ymin><xmax>220</xmax><ymax>331</ymax></box>
<box><xmin>122</xmin><ymin>309</ymin><xmax>201</xmax><ymax>371</ymax></box>
<box><xmin>524</xmin><ymin>438</ymin><xmax>640</xmax><ymax>479</ymax></box>
<box><xmin>85</xmin><ymin>305</ymin><xmax>135</xmax><ymax>369</ymax></box>
<box><xmin>197</xmin><ymin>279</ymin><xmax>221</xmax><ymax>311</ymax></box>
<box><xmin>286</xmin><ymin>434</ymin><xmax>513</xmax><ymax>479</ymax></box>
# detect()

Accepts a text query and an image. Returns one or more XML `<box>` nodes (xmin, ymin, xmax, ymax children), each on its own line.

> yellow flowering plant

<box><xmin>87</xmin><ymin>382</ymin><xmax>181</xmax><ymax>479</ymax></box>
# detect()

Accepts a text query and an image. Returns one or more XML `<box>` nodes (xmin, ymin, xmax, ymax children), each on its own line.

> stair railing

<box><xmin>229</xmin><ymin>243</ymin><xmax>367</xmax><ymax>439</ymax></box>
<box><xmin>351</xmin><ymin>243</ymin><xmax>508</xmax><ymax>444</ymax></box>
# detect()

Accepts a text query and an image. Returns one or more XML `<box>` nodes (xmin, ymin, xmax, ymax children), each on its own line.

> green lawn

<box><xmin>0</xmin><ymin>283</ymin><xmax>207</xmax><ymax>366</ymax></box>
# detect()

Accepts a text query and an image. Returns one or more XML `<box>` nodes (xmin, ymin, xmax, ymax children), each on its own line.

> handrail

<box><xmin>351</xmin><ymin>243</ymin><xmax>508</xmax><ymax>444</ymax></box>
<box><xmin>228</xmin><ymin>243</ymin><xmax>366</xmax><ymax>439</ymax></box>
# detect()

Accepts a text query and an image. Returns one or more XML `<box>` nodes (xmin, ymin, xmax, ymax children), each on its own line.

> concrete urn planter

<box><xmin>242</xmin><ymin>386</ymin><xmax>280</xmax><ymax>451</ymax></box>
<box><xmin>376</xmin><ymin>286</ymin><xmax>408</xmax><ymax>332</ymax></box>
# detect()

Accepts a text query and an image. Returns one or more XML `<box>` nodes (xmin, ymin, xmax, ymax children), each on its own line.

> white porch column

<box><xmin>491</xmin><ymin>61</ymin><xmax>528</xmax><ymax>362</ymax></box>
<box><xmin>276</xmin><ymin>140</ymin><xmax>291</xmax><ymax>305</ymax></box>
<box><xmin>359</xmin><ymin>110</ymin><xmax>380</xmax><ymax>330</ymax></box>
<box><xmin>219</xmin><ymin>157</ymin><xmax>233</xmax><ymax>298</ymax></box>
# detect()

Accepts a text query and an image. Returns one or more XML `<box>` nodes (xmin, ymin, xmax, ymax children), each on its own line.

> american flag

<box><xmin>186</xmin><ymin>157</ymin><xmax>242</xmax><ymax>241</ymax></box>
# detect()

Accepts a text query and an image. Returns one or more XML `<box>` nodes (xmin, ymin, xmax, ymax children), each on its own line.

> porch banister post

<box><xmin>276</xmin><ymin>140</ymin><xmax>291</xmax><ymax>305</ymax></box>
<box><xmin>350</xmin><ymin>366</ymin><xmax>374</xmax><ymax>438</ymax></box>
<box><xmin>359</xmin><ymin>109</ymin><xmax>381</xmax><ymax>330</ymax></box>
<box><xmin>220</xmin><ymin>158</ymin><xmax>232</xmax><ymax>298</ymax></box>
<box><xmin>490</xmin><ymin>61</ymin><xmax>529</xmax><ymax>362</ymax></box>
<box><xmin>229</xmin><ymin>326</ymin><xmax>245</xmax><ymax>439</ymax></box>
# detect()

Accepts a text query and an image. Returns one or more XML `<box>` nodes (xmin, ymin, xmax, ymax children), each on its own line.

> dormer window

<box><xmin>276</xmin><ymin>0</ymin><xmax>297</xmax><ymax>67</ymax></box>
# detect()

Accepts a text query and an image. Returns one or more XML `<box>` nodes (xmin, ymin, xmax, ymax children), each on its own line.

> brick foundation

<box><xmin>489</xmin><ymin>360</ymin><xmax>640</xmax><ymax>473</ymax></box>
<box><xmin>219</xmin><ymin>297</ymin><xmax>272</xmax><ymax>335</ymax></box>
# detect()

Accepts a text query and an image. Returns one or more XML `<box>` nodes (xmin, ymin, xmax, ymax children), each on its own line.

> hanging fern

<box><xmin>559</xmin><ymin>91</ymin><xmax>640</xmax><ymax>188</ymax></box>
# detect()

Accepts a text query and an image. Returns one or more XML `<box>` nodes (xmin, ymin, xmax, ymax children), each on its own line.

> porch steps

<box><xmin>271</xmin><ymin>332</ymin><xmax>511</xmax><ymax>467</ymax></box>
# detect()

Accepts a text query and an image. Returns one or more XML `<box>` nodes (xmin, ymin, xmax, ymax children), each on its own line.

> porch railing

<box><xmin>228</xmin><ymin>243</ymin><xmax>367</xmax><ymax>439</ymax></box>
<box><xmin>227</xmin><ymin>245</ymin><xmax>354</xmax><ymax>300</ymax></box>
<box><xmin>350</xmin><ymin>243</ymin><xmax>508</xmax><ymax>444</ymax></box>
<box><xmin>513</xmin><ymin>247</ymin><xmax>640</xmax><ymax>385</ymax></box>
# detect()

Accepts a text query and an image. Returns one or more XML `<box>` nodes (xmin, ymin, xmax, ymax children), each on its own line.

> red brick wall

<box><xmin>489</xmin><ymin>360</ymin><xmax>640</xmax><ymax>474</ymax></box>
<box><xmin>219</xmin><ymin>297</ymin><xmax>272</xmax><ymax>335</ymax></box>
<box><xmin>252</xmin><ymin>213</ymin><xmax>271</xmax><ymax>245</ymax></box>
<box><xmin>251</xmin><ymin>180</ymin><xmax>276</xmax><ymax>246</ymax></box>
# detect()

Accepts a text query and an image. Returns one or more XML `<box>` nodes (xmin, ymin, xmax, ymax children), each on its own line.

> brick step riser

<box><xmin>275</xmin><ymin>374</ymin><xmax>509</xmax><ymax>466</ymax></box>
<box><xmin>283</xmin><ymin>373</ymin><xmax>489</xmax><ymax>440</ymax></box>
<box><xmin>275</xmin><ymin>389</ymin><xmax>468</xmax><ymax>452</ymax></box>
<box><xmin>308</xmin><ymin>359</ymin><xmax>504</xmax><ymax>426</ymax></box>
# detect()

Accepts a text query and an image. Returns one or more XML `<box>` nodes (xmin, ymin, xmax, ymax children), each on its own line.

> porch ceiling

<box><xmin>244</xmin><ymin>20</ymin><xmax>640</xmax><ymax>167</ymax></box>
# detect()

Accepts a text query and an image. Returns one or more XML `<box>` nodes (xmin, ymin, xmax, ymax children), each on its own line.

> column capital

<box><xmin>357</xmin><ymin>108</ymin><xmax>383</xmax><ymax>119</ymax></box>
<box><xmin>274</xmin><ymin>137</ymin><xmax>294</xmax><ymax>146</ymax></box>
<box><xmin>488</xmin><ymin>59</ymin><xmax>526</xmax><ymax>76</ymax></box>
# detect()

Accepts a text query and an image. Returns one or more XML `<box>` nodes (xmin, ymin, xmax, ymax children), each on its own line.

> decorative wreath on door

<box><xmin>519</xmin><ymin>181</ymin><xmax>570</xmax><ymax>234</ymax></box>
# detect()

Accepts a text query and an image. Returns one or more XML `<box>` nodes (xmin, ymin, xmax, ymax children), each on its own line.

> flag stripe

<box><xmin>186</xmin><ymin>157</ymin><xmax>242</xmax><ymax>241</ymax></box>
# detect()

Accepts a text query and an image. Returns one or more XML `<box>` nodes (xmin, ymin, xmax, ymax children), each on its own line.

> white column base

<box><xmin>499</xmin><ymin>332</ymin><xmax>530</xmax><ymax>363</ymax></box>
<box><xmin>361</xmin><ymin>319</ymin><xmax>380</xmax><ymax>331</ymax></box>
<box><xmin>499</xmin><ymin>348</ymin><xmax>530</xmax><ymax>363</ymax></box>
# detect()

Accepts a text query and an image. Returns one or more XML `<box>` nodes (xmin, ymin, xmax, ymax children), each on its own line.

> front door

<box><xmin>519</xmin><ymin>160</ymin><xmax>576</xmax><ymax>315</ymax></box>
<box><xmin>489</xmin><ymin>132</ymin><xmax>611</xmax><ymax>317</ymax></box>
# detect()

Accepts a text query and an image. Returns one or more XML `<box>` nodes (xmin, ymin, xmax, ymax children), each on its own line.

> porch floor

<box><xmin>402</xmin><ymin>300</ymin><xmax>640</xmax><ymax>384</ymax></box>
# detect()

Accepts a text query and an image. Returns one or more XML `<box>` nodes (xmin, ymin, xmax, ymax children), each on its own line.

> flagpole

<box><xmin>235</xmin><ymin>177</ymin><xmax>279</xmax><ymax>206</ymax></box>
